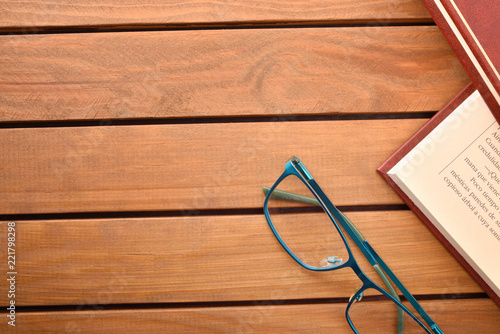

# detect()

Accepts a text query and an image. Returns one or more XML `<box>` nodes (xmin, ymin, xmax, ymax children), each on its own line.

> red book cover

<box><xmin>422</xmin><ymin>0</ymin><xmax>500</xmax><ymax>121</ymax></box>
<box><xmin>378</xmin><ymin>83</ymin><xmax>500</xmax><ymax>307</ymax></box>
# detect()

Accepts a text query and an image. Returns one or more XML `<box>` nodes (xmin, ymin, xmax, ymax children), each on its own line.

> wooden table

<box><xmin>1</xmin><ymin>1</ymin><xmax>499</xmax><ymax>333</ymax></box>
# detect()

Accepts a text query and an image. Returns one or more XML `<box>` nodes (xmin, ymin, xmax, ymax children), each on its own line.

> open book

<box><xmin>378</xmin><ymin>83</ymin><xmax>500</xmax><ymax>306</ymax></box>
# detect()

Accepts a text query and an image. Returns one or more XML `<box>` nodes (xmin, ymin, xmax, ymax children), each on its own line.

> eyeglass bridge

<box><xmin>349</xmin><ymin>286</ymin><xmax>364</xmax><ymax>303</ymax></box>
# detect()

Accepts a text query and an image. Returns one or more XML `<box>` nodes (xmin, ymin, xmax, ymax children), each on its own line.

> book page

<box><xmin>388</xmin><ymin>90</ymin><xmax>500</xmax><ymax>296</ymax></box>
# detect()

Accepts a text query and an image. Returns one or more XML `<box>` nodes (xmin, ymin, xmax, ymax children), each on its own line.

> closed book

<box><xmin>422</xmin><ymin>0</ymin><xmax>500</xmax><ymax>120</ymax></box>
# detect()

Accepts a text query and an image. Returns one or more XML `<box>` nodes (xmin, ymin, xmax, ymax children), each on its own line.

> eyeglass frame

<box><xmin>263</xmin><ymin>156</ymin><xmax>444</xmax><ymax>334</ymax></box>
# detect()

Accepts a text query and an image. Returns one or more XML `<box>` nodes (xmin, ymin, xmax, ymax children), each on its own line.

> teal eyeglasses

<box><xmin>263</xmin><ymin>157</ymin><xmax>444</xmax><ymax>334</ymax></box>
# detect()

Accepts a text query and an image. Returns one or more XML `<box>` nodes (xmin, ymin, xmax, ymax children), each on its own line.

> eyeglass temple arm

<box><xmin>263</xmin><ymin>187</ymin><xmax>444</xmax><ymax>334</ymax></box>
<box><xmin>365</xmin><ymin>242</ymin><xmax>444</xmax><ymax>334</ymax></box>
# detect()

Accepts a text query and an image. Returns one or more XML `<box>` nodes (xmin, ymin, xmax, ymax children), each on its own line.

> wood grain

<box><xmin>0</xmin><ymin>211</ymin><xmax>482</xmax><ymax>306</ymax></box>
<box><xmin>3</xmin><ymin>0</ymin><xmax>498</xmax><ymax>332</ymax></box>
<box><xmin>6</xmin><ymin>299</ymin><xmax>500</xmax><ymax>334</ymax></box>
<box><xmin>0</xmin><ymin>119</ymin><xmax>429</xmax><ymax>214</ymax></box>
<box><xmin>0</xmin><ymin>0</ymin><xmax>431</xmax><ymax>30</ymax></box>
<box><xmin>0</xmin><ymin>27</ymin><xmax>469</xmax><ymax>122</ymax></box>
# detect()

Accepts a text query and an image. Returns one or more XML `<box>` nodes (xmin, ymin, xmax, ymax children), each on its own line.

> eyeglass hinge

<box><xmin>290</xmin><ymin>156</ymin><xmax>313</xmax><ymax>181</ymax></box>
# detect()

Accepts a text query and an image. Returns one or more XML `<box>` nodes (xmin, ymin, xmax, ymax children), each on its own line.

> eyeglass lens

<box><xmin>266</xmin><ymin>174</ymin><xmax>350</xmax><ymax>269</ymax></box>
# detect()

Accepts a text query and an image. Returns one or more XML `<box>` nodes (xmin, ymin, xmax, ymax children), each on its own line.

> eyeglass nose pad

<box><xmin>349</xmin><ymin>286</ymin><xmax>364</xmax><ymax>303</ymax></box>
<box><xmin>319</xmin><ymin>256</ymin><xmax>343</xmax><ymax>267</ymax></box>
<box><xmin>327</xmin><ymin>256</ymin><xmax>342</xmax><ymax>265</ymax></box>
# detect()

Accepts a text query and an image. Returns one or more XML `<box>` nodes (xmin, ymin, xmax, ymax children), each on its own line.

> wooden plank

<box><xmin>5</xmin><ymin>299</ymin><xmax>500</xmax><ymax>333</ymax></box>
<box><xmin>0</xmin><ymin>0</ymin><xmax>431</xmax><ymax>30</ymax></box>
<box><xmin>0</xmin><ymin>27</ymin><xmax>469</xmax><ymax>122</ymax></box>
<box><xmin>0</xmin><ymin>211</ymin><xmax>483</xmax><ymax>306</ymax></box>
<box><xmin>0</xmin><ymin>119</ymin><xmax>428</xmax><ymax>214</ymax></box>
